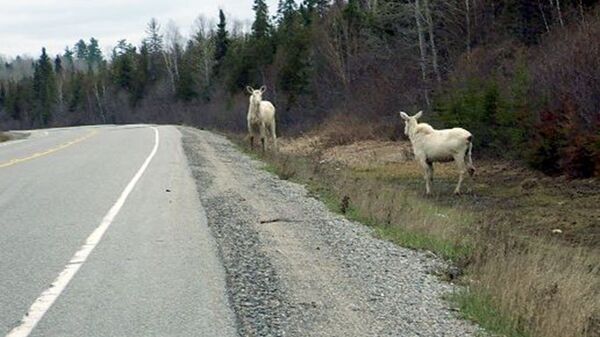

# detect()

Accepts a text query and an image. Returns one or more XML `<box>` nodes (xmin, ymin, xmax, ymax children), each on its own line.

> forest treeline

<box><xmin>1</xmin><ymin>0</ymin><xmax>599</xmax><ymax>177</ymax></box>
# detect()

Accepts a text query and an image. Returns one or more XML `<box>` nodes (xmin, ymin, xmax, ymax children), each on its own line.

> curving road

<box><xmin>0</xmin><ymin>125</ymin><xmax>236</xmax><ymax>337</ymax></box>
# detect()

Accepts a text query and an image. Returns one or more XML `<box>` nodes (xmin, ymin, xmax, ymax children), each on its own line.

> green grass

<box><xmin>376</xmin><ymin>226</ymin><xmax>473</xmax><ymax>262</ymax></box>
<box><xmin>451</xmin><ymin>290</ymin><xmax>531</xmax><ymax>337</ymax></box>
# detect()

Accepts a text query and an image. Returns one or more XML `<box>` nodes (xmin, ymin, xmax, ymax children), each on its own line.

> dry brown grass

<box><xmin>472</xmin><ymin>242</ymin><xmax>600</xmax><ymax>337</ymax></box>
<box><xmin>250</xmin><ymin>130</ymin><xmax>600</xmax><ymax>337</ymax></box>
<box><xmin>0</xmin><ymin>132</ymin><xmax>10</xmax><ymax>143</ymax></box>
<box><xmin>316</xmin><ymin>114</ymin><xmax>381</xmax><ymax>147</ymax></box>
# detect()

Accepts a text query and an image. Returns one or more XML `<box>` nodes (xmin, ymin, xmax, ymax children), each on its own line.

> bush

<box><xmin>528</xmin><ymin>100</ymin><xmax>600</xmax><ymax>178</ymax></box>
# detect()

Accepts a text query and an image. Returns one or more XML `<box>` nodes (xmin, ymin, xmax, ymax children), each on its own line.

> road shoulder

<box><xmin>181</xmin><ymin>126</ymin><xmax>482</xmax><ymax>337</ymax></box>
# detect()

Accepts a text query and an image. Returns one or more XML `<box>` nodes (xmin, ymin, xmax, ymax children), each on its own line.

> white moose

<box><xmin>399</xmin><ymin>110</ymin><xmax>475</xmax><ymax>195</ymax></box>
<box><xmin>247</xmin><ymin>85</ymin><xmax>277</xmax><ymax>152</ymax></box>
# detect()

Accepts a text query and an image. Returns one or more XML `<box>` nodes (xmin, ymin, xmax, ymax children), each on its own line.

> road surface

<box><xmin>0</xmin><ymin>125</ymin><xmax>236</xmax><ymax>337</ymax></box>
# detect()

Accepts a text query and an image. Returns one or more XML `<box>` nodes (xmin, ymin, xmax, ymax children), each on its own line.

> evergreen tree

<box><xmin>138</xmin><ymin>42</ymin><xmax>151</xmax><ymax>87</ymax></box>
<box><xmin>303</xmin><ymin>0</ymin><xmax>329</xmax><ymax>17</ymax></box>
<box><xmin>32</xmin><ymin>48</ymin><xmax>57</xmax><ymax>125</ymax></box>
<box><xmin>143</xmin><ymin>18</ymin><xmax>164</xmax><ymax>82</ymax></box>
<box><xmin>252</xmin><ymin>0</ymin><xmax>271</xmax><ymax>39</ymax></box>
<box><xmin>111</xmin><ymin>40</ymin><xmax>145</xmax><ymax>105</ymax></box>
<box><xmin>112</xmin><ymin>40</ymin><xmax>135</xmax><ymax>90</ymax></box>
<box><xmin>75</xmin><ymin>39</ymin><xmax>88</xmax><ymax>60</ymax></box>
<box><xmin>275</xmin><ymin>1</ymin><xmax>312</xmax><ymax>107</ymax></box>
<box><xmin>144</xmin><ymin>18</ymin><xmax>164</xmax><ymax>54</ymax></box>
<box><xmin>63</xmin><ymin>47</ymin><xmax>75</xmax><ymax>71</ymax></box>
<box><xmin>343</xmin><ymin>0</ymin><xmax>365</xmax><ymax>35</ymax></box>
<box><xmin>176</xmin><ymin>42</ymin><xmax>199</xmax><ymax>101</ymax></box>
<box><xmin>68</xmin><ymin>72</ymin><xmax>84</xmax><ymax>112</ymax></box>
<box><xmin>0</xmin><ymin>84</ymin><xmax>5</xmax><ymax>110</ymax></box>
<box><xmin>86</xmin><ymin>37</ymin><xmax>103</xmax><ymax>68</ymax></box>
<box><xmin>278</xmin><ymin>0</ymin><xmax>297</xmax><ymax>24</ymax></box>
<box><xmin>250</xmin><ymin>0</ymin><xmax>274</xmax><ymax>82</ymax></box>
<box><xmin>54</xmin><ymin>55</ymin><xmax>63</xmax><ymax>74</ymax></box>
<box><xmin>214</xmin><ymin>9</ymin><xmax>230</xmax><ymax>73</ymax></box>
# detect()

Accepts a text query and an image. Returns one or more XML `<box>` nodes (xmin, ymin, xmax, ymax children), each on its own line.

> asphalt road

<box><xmin>0</xmin><ymin>125</ymin><xmax>236</xmax><ymax>337</ymax></box>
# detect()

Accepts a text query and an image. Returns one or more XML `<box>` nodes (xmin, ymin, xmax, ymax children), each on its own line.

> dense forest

<box><xmin>1</xmin><ymin>0</ymin><xmax>599</xmax><ymax>177</ymax></box>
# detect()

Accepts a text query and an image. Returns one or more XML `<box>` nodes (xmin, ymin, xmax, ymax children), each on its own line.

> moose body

<box><xmin>400</xmin><ymin>111</ymin><xmax>475</xmax><ymax>195</ymax></box>
<box><xmin>247</xmin><ymin>85</ymin><xmax>277</xmax><ymax>152</ymax></box>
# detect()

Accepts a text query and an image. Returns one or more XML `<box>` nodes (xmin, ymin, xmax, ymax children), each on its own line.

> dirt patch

<box><xmin>277</xmin><ymin>136</ymin><xmax>323</xmax><ymax>156</ymax></box>
<box><xmin>321</xmin><ymin>140</ymin><xmax>412</xmax><ymax>168</ymax></box>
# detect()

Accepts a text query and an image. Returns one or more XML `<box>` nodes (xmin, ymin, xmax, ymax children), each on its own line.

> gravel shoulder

<box><xmin>180</xmin><ymin>126</ymin><xmax>481</xmax><ymax>337</ymax></box>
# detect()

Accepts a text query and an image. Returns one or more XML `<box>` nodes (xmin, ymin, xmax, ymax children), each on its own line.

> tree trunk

<box><xmin>465</xmin><ymin>0</ymin><xmax>472</xmax><ymax>54</ymax></box>
<box><xmin>162</xmin><ymin>51</ymin><xmax>176</xmax><ymax>93</ymax></box>
<box><xmin>57</xmin><ymin>79</ymin><xmax>64</xmax><ymax>111</ymax></box>
<box><xmin>423</xmin><ymin>0</ymin><xmax>441</xmax><ymax>84</ymax></box>
<box><xmin>414</xmin><ymin>0</ymin><xmax>431</xmax><ymax>108</ymax></box>
<box><xmin>93</xmin><ymin>82</ymin><xmax>106</xmax><ymax>123</ymax></box>
<box><xmin>555</xmin><ymin>0</ymin><xmax>564</xmax><ymax>27</ymax></box>
<box><xmin>538</xmin><ymin>0</ymin><xmax>551</xmax><ymax>33</ymax></box>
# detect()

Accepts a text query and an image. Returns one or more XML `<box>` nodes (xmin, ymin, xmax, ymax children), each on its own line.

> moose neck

<box><xmin>251</xmin><ymin>99</ymin><xmax>261</xmax><ymax>115</ymax></box>
<box><xmin>407</xmin><ymin>123</ymin><xmax>419</xmax><ymax>142</ymax></box>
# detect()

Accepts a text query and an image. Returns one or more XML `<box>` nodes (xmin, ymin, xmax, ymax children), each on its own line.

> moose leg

<box><xmin>419</xmin><ymin>158</ymin><xmax>433</xmax><ymax>195</ymax></box>
<box><xmin>260</xmin><ymin>123</ymin><xmax>267</xmax><ymax>152</ymax></box>
<box><xmin>453</xmin><ymin>154</ymin><xmax>467</xmax><ymax>195</ymax></box>
<box><xmin>426</xmin><ymin>161</ymin><xmax>434</xmax><ymax>195</ymax></box>
<box><xmin>271</xmin><ymin>122</ymin><xmax>278</xmax><ymax>152</ymax></box>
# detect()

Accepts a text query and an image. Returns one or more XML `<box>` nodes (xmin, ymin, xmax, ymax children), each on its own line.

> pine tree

<box><xmin>275</xmin><ymin>0</ymin><xmax>312</xmax><ymax>107</ymax></box>
<box><xmin>176</xmin><ymin>42</ymin><xmax>198</xmax><ymax>101</ymax></box>
<box><xmin>0</xmin><ymin>84</ymin><xmax>5</xmax><ymax>110</ymax></box>
<box><xmin>278</xmin><ymin>0</ymin><xmax>297</xmax><ymax>24</ymax></box>
<box><xmin>112</xmin><ymin>40</ymin><xmax>136</xmax><ymax>91</ymax></box>
<box><xmin>143</xmin><ymin>18</ymin><xmax>164</xmax><ymax>82</ymax></box>
<box><xmin>344</xmin><ymin>0</ymin><xmax>365</xmax><ymax>35</ymax></box>
<box><xmin>68</xmin><ymin>72</ymin><xmax>84</xmax><ymax>112</ymax></box>
<box><xmin>144</xmin><ymin>18</ymin><xmax>164</xmax><ymax>54</ymax></box>
<box><xmin>54</xmin><ymin>55</ymin><xmax>63</xmax><ymax>74</ymax></box>
<box><xmin>252</xmin><ymin>0</ymin><xmax>271</xmax><ymax>39</ymax></box>
<box><xmin>63</xmin><ymin>47</ymin><xmax>75</xmax><ymax>71</ymax></box>
<box><xmin>86</xmin><ymin>37</ymin><xmax>103</xmax><ymax>68</ymax></box>
<box><xmin>75</xmin><ymin>39</ymin><xmax>88</xmax><ymax>60</ymax></box>
<box><xmin>250</xmin><ymin>0</ymin><xmax>274</xmax><ymax>83</ymax></box>
<box><xmin>214</xmin><ymin>9</ymin><xmax>230</xmax><ymax>73</ymax></box>
<box><xmin>32</xmin><ymin>48</ymin><xmax>57</xmax><ymax>125</ymax></box>
<box><xmin>303</xmin><ymin>0</ymin><xmax>329</xmax><ymax>17</ymax></box>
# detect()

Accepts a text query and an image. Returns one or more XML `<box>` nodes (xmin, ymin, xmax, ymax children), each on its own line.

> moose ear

<box><xmin>414</xmin><ymin>110</ymin><xmax>423</xmax><ymax>119</ymax></box>
<box><xmin>399</xmin><ymin>111</ymin><xmax>409</xmax><ymax>120</ymax></box>
<box><xmin>260</xmin><ymin>85</ymin><xmax>267</xmax><ymax>93</ymax></box>
<box><xmin>246</xmin><ymin>86</ymin><xmax>254</xmax><ymax>94</ymax></box>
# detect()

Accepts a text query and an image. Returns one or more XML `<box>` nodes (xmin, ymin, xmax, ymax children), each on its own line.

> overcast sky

<box><xmin>0</xmin><ymin>0</ymin><xmax>278</xmax><ymax>59</ymax></box>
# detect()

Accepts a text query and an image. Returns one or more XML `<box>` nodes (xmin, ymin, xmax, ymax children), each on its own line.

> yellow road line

<box><xmin>0</xmin><ymin>130</ymin><xmax>98</xmax><ymax>169</ymax></box>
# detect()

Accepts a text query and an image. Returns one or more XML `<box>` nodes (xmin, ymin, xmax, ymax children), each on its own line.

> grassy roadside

<box><xmin>0</xmin><ymin>132</ymin><xmax>11</xmax><ymax>143</ymax></box>
<box><xmin>233</xmin><ymin>136</ymin><xmax>600</xmax><ymax>337</ymax></box>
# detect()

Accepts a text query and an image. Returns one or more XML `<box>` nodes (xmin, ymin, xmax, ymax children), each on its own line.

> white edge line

<box><xmin>6</xmin><ymin>126</ymin><xmax>160</xmax><ymax>337</ymax></box>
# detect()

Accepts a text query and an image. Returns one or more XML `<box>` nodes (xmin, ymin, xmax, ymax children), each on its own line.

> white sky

<box><xmin>0</xmin><ymin>0</ymin><xmax>278</xmax><ymax>59</ymax></box>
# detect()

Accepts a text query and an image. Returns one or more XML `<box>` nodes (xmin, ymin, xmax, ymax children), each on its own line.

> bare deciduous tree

<box><xmin>414</xmin><ymin>0</ymin><xmax>431</xmax><ymax>107</ymax></box>
<box><xmin>163</xmin><ymin>20</ymin><xmax>184</xmax><ymax>93</ymax></box>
